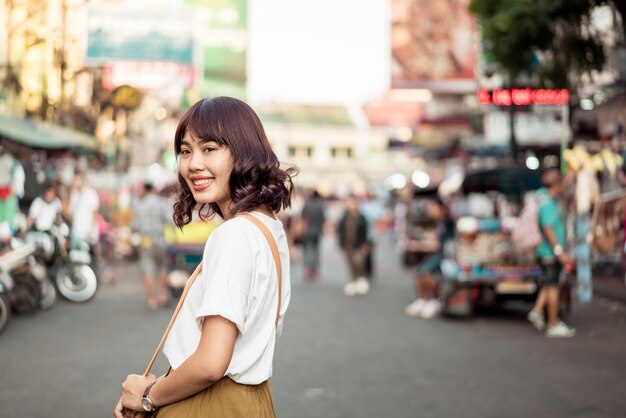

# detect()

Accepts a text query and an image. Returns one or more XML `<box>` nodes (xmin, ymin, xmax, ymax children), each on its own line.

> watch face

<box><xmin>141</xmin><ymin>397</ymin><xmax>154</xmax><ymax>412</ymax></box>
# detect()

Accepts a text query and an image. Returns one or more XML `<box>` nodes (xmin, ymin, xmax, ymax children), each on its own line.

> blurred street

<box><xmin>1</xmin><ymin>234</ymin><xmax>625</xmax><ymax>418</ymax></box>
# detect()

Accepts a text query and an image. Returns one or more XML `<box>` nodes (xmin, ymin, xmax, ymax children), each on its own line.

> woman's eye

<box><xmin>180</xmin><ymin>149</ymin><xmax>191</xmax><ymax>155</ymax></box>
<box><xmin>204</xmin><ymin>147</ymin><xmax>216</xmax><ymax>153</ymax></box>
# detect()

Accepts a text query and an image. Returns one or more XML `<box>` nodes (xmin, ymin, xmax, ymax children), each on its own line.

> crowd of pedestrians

<box><xmin>3</xmin><ymin>125</ymin><xmax>622</xmax><ymax>339</ymax></box>
<box><xmin>283</xmin><ymin>157</ymin><xmax>622</xmax><ymax>341</ymax></box>
<box><xmin>0</xmin><ymin>139</ymin><xmax>172</xmax><ymax>301</ymax></box>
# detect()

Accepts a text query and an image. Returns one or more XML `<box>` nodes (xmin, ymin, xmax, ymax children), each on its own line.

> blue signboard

<box><xmin>86</xmin><ymin>7</ymin><xmax>194</xmax><ymax>64</ymax></box>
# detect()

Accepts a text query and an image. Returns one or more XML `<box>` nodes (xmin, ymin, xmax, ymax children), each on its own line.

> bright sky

<box><xmin>247</xmin><ymin>0</ymin><xmax>391</xmax><ymax>105</ymax></box>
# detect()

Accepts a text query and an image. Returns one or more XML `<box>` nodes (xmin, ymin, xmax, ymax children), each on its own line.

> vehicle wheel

<box><xmin>12</xmin><ymin>274</ymin><xmax>41</xmax><ymax>315</ymax></box>
<box><xmin>38</xmin><ymin>279</ymin><xmax>57</xmax><ymax>310</ymax></box>
<box><xmin>442</xmin><ymin>284</ymin><xmax>474</xmax><ymax>317</ymax></box>
<box><xmin>0</xmin><ymin>294</ymin><xmax>11</xmax><ymax>334</ymax></box>
<box><xmin>56</xmin><ymin>265</ymin><xmax>98</xmax><ymax>303</ymax></box>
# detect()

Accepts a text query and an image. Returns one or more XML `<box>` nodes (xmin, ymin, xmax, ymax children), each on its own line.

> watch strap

<box><xmin>143</xmin><ymin>380</ymin><xmax>158</xmax><ymax>398</ymax></box>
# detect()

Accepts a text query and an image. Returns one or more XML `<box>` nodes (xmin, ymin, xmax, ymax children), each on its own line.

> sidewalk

<box><xmin>593</xmin><ymin>275</ymin><xmax>626</xmax><ymax>304</ymax></box>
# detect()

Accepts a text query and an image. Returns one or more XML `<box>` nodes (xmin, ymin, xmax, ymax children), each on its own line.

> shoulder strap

<box><xmin>142</xmin><ymin>212</ymin><xmax>283</xmax><ymax>377</ymax></box>
<box><xmin>239</xmin><ymin>213</ymin><xmax>283</xmax><ymax>330</ymax></box>
<box><xmin>143</xmin><ymin>262</ymin><xmax>203</xmax><ymax>376</ymax></box>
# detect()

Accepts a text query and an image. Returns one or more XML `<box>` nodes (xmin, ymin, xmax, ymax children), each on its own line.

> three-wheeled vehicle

<box><xmin>164</xmin><ymin>216</ymin><xmax>222</xmax><ymax>298</ymax></box>
<box><xmin>440</xmin><ymin>166</ymin><xmax>573</xmax><ymax>317</ymax></box>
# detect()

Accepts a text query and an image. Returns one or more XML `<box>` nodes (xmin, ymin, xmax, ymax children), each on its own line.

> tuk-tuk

<box><xmin>164</xmin><ymin>216</ymin><xmax>222</xmax><ymax>297</ymax></box>
<box><xmin>440</xmin><ymin>166</ymin><xmax>573</xmax><ymax>316</ymax></box>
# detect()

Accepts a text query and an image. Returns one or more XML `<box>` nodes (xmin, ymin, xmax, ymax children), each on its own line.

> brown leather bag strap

<box><xmin>239</xmin><ymin>213</ymin><xmax>283</xmax><ymax>330</ymax></box>
<box><xmin>143</xmin><ymin>262</ymin><xmax>203</xmax><ymax>376</ymax></box>
<box><xmin>142</xmin><ymin>212</ymin><xmax>283</xmax><ymax>377</ymax></box>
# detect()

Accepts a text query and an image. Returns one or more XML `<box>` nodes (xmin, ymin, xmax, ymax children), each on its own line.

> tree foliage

<box><xmin>469</xmin><ymin>0</ymin><xmax>622</xmax><ymax>88</ymax></box>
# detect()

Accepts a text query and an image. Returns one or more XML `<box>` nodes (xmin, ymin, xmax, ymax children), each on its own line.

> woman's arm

<box><xmin>119</xmin><ymin>315</ymin><xmax>238</xmax><ymax>412</ymax></box>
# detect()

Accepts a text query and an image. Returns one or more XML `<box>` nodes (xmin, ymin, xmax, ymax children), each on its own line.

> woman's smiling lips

<box><xmin>189</xmin><ymin>176</ymin><xmax>214</xmax><ymax>192</ymax></box>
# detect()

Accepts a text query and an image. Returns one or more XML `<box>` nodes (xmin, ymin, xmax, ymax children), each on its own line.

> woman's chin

<box><xmin>192</xmin><ymin>191</ymin><xmax>214</xmax><ymax>204</ymax></box>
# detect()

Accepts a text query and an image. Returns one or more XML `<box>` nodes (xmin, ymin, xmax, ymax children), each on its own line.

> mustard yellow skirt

<box><xmin>155</xmin><ymin>377</ymin><xmax>276</xmax><ymax>418</ymax></box>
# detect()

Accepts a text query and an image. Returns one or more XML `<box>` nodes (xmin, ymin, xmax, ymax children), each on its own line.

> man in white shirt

<box><xmin>65</xmin><ymin>172</ymin><xmax>100</xmax><ymax>245</ymax></box>
<box><xmin>27</xmin><ymin>183</ymin><xmax>62</xmax><ymax>232</ymax></box>
<box><xmin>63</xmin><ymin>172</ymin><xmax>100</xmax><ymax>272</ymax></box>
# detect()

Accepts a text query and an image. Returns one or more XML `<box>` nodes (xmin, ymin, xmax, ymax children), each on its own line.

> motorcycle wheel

<box><xmin>56</xmin><ymin>265</ymin><xmax>98</xmax><ymax>303</ymax></box>
<box><xmin>12</xmin><ymin>274</ymin><xmax>41</xmax><ymax>315</ymax></box>
<box><xmin>0</xmin><ymin>294</ymin><xmax>11</xmax><ymax>334</ymax></box>
<box><xmin>38</xmin><ymin>279</ymin><xmax>57</xmax><ymax>310</ymax></box>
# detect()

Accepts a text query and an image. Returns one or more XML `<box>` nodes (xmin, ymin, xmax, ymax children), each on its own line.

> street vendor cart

<box><xmin>441</xmin><ymin>166</ymin><xmax>573</xmax><ymax>316</ymax></box>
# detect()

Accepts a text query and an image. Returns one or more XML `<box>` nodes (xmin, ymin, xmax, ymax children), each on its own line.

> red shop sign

<box><xmin>476</xmin><ymin>88</ymin><xmax>570</xmax><ymax>106</ymax></box>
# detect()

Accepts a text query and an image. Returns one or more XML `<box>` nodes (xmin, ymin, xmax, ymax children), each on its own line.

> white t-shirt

<box><xmin>69</xmin><ymin>187</ymin><xmax>100</xmax><ymax>244</ymax></box>
<box><xmin>163</xmin><ymin>211</ymin><xmax>291</xmax><ymax>385</ymax></box>
<box><xmin>28</xmin><ymin>197</ymin><xmax>61</xmax><ymax>231</ymax></box>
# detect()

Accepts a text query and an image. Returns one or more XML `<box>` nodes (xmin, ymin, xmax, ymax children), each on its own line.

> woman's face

<box><xmin>178</xmin><ymin>132</ymin><xmax>234</xmax><ymax>214</ymax></box>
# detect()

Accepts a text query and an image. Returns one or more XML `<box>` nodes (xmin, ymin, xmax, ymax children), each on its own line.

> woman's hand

<box><xmin>119</xmin><ymin>374</ymin><xmax>156</xmax><ymax>413</ymax></box>
<box><xmin>113</xmin><ymin>396</ymin><xmax>147</xmax><ymax>418</ymax></box>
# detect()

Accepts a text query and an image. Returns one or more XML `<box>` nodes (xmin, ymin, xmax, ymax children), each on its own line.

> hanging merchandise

<box><xmin>590</xmin><ymin>193</ymin><xmax>626</xmax><ymax>254</ymax></box>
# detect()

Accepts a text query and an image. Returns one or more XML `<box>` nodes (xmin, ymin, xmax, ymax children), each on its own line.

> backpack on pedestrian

<box><xmin>511</xmin><ymin>191</ymin><xmax>543</xmax><ymax>253</ymax></box>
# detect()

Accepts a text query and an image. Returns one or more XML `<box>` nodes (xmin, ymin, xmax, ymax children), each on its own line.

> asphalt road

<box><xmin>1</xmin><ymin>235</ymin><xmax>625</xmax><ymax>418</ymax></box>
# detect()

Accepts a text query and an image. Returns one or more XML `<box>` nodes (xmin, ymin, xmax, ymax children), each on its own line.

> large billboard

<box><xmin>391</xmin><ymin>0</ymin><xmax>476</xmax><ymax>91</ymax></box>
<box><xmin>185</xmin><ymin>0</ymin><xmax>248</xmax><ymax>99</ymax></box>
<box><xmin>86</xmin><ymin>7</ymin><xmax>194</xmax><ymax>64</ymax></box>
<box><xmin>86</xmin><ymin>2</ymin><xmax>247</xmax><ymax>98</ymax></box>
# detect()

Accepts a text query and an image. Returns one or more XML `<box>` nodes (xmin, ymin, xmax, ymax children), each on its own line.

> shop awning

<box><xmin>0</xmin><ymin>113</ymin><xmax>97</xmax><ymax>151</ymax></box>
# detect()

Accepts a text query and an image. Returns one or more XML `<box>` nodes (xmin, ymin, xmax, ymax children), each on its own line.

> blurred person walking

<box><xmin>115</xmin><ymin>97</ymin><xmax>295</xmax><ymax>418</ymax></box>
<box><xmin>63</xmin><ymin>172</ymin><xmax>100</xmax><ymax>264</ymax></box>
<box><xmin>301</xmin><ymin>190</ymin><xmax>325</xmax><ymax>281</ymax></box>
<box><xmin>0</xmin><ymin>141</ymin><xmax>25</xmax><ymax>231</ymax></box>
<box><xmin>132</xmin><ymin>182</ymin><xmax>172</xmax><ymax>310</ymax></box>
<box><xmin>337</xmin><ymin>196</ymin><xmax>370</xmax><ymax>296</ymax></box>
<box><xmin>360</xmin><ymin>193</ymin><xmax>383</xmax><ymax>280</ymax></box>
<box><xmin>405</xmin><ymin>198</ymin><xmax>454</xmax><ymax>319</ymax></box>
<box><xmin>527</xmin><ymin>169</ymin><xmax>576</xmax><ymax>338</ymax></box>
<box><xmin>279</xmin><ymin>188</ymin><xmax>304</xmax><ymax>263</ymax></box>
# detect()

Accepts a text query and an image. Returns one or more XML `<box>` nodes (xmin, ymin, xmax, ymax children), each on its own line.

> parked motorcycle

<box><xmin>0</xmin><ymin>237</ymin><xmax>55</xmax><ymax>323</ymax></box>
<box><xmin>0</xmin><ymin>263</ymin><xmax>12</xmax><ymax>334</ymax></box>
<box><xmin>26</xmin><ymin>224</ymin><xmax>98</xmax><ymax>303</ymax></box>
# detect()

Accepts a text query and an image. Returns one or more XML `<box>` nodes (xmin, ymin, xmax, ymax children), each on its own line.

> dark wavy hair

<box><xmin>172</xmin><ymin>97</ymin><xmax>298</xmax><ymax>227</ymax></box>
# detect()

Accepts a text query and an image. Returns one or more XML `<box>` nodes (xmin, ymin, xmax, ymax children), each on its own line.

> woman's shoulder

<box><xmin>210</xmin><ymin>216</ymin><xmax>258</xmax><ymax>241</ymax></box>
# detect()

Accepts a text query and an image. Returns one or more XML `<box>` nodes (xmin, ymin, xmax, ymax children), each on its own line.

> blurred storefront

<box><xmin>259</xmin><ymin>104</ymin><xmax>388</xmax><ymax>195</ymax></box>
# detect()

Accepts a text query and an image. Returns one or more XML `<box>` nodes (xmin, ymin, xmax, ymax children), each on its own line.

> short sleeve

<box><xmin>538</xmin><ymin>201</ymin><xmax>557</xmax><ymax>229</ymax></box>
<box><xmin>89</xmin><ymin>189</ymin><xmax>100</xmax><ymax>210</ymax></box>
<box><xmin>28</xmin><ymin>198</ymin><xmax>42</xmax><ymax>218</ymax></box>
<box><xmin>195</xmin><ymin>222</ymin><xmax>253</xmax><ymax>334</ymax></box>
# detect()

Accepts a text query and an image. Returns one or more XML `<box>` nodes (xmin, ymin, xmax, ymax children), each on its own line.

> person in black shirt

<box><xmin>337</xmin><ymin>196</ymin><xmax>370</xmax><ymax>296</ymax></box>
<box><xmin>301</xmin><ymin>190</ymin><xmax>325</xmax><ymax>281</ymax></box>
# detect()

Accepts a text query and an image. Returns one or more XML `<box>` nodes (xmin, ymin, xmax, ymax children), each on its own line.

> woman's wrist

<box><xmin>147</xmin><ymin>378</ymin><xmax>161</xmax><ymax>408</ymax></box>
<box><xmin>553</xmin><ymin>244</ymin><xmax>563</xmax><ymax>257</ymax></box>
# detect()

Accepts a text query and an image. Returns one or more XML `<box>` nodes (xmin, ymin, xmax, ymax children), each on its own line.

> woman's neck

<box><xmin>223</xmin><ymin>205</ymin><xmax>274</xmax><ymax>220</ymax></box>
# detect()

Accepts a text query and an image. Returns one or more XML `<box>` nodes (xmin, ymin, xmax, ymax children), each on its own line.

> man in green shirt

<box><xmin>527</xmin><ymin>169</ymin><xmax>576</xmax><ymax>337</ymax></box>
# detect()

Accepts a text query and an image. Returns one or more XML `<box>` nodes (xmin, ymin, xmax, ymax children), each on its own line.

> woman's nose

<box><xmin>188</xmin><ymin>150</ymin><xmax>204</xmax><ymax>171</ymax></box>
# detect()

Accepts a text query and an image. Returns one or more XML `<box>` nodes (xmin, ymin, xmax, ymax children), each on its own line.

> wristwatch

<box><xmin>141</xmin><ymin>381</ymin><xmax>158</xmax><ymax>412</ymax></box>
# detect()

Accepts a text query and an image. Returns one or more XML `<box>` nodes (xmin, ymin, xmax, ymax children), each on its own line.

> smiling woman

<box><xmin>173</xmin><ymin>96</ymin><xmax>298</xmax><ymax>223</ymax></box>
<box><xmin>115</xmin><ymin>96</ymin><xmax>298</xmax><ymax>418</ymax></box>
